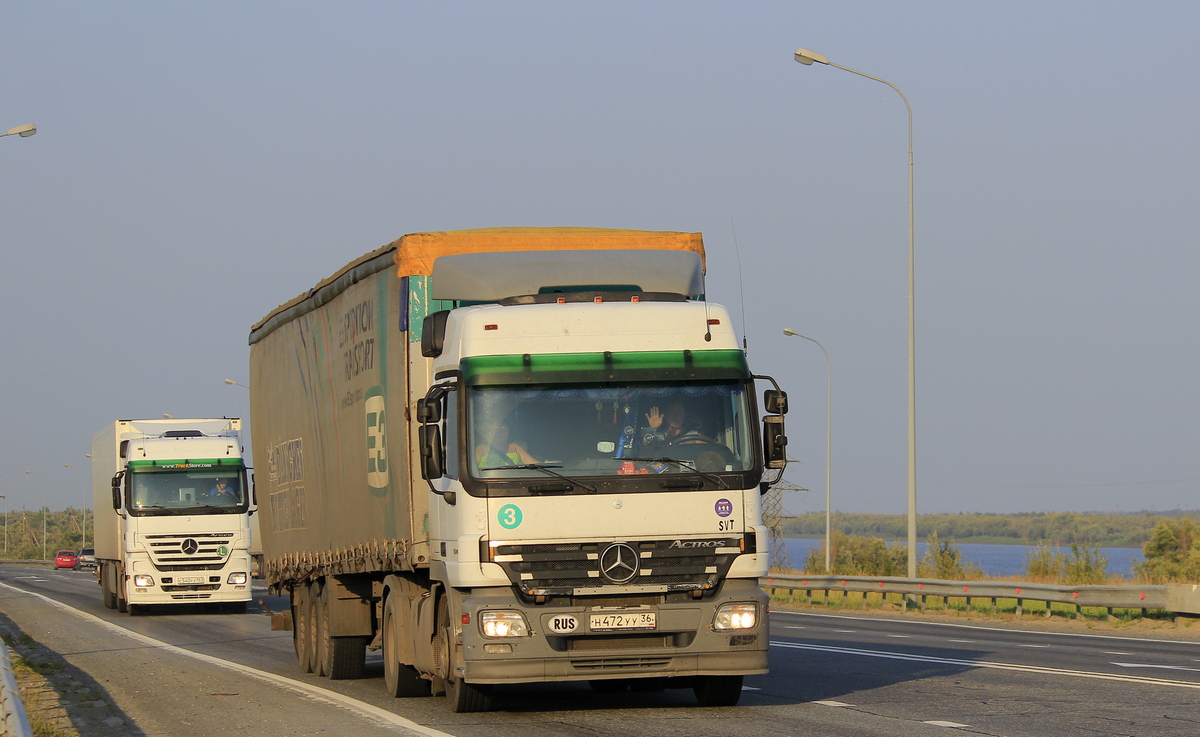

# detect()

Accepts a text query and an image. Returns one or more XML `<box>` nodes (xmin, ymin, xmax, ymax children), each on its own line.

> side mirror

<box><xmin>419</xmin><ymin>425</ymin><xmax>445</xmax><ymax>479</ymax></box>
<box><xmin>762</xmin><ymin>415</ymin><xmax>787</xmax><ymax>469</ymax></box>
<box><xmin>416</xmin><ymin>397</ymin><xmax>442</xmax><ymax>424</ymax></box>
<box><xmin>111</xmin><ymin>473</ymin><xmax>123</xmax><ymax>510</ymax></box>
<box><xmin>764</xmin><ymin>389</ymin><xmax>788</xmax><ymax>415</ymax></box>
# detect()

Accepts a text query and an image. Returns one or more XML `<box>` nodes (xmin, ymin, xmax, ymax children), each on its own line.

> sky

<box><xmin>2</xmin><ymin>2</ymin><xmax>1198</xmax><ymax>519</ymax></box>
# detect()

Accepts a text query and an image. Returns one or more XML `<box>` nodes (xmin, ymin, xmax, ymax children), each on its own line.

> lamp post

<box><xmin>84</xmin><ymin>454</ymin><xmax>92</xmax><ymax>548</ymax></box>
<box><xmin>794</xmin><ymin>47</ymin><xmax>918</xmax><ymax>577</ymax></box>
<box><xmin>1</xmin><ymin>124</ymin><xmax>36</xmax><ymax>140</ymax></box>
<box><xmin>0</xmin><ymin>494</ymin><xmax>6</xmax><ymax>558</ymax></box>
<box><xmin>783</xmin><ymin>329</ymin><xmax>832</xmax><ymax>573</ymax></box>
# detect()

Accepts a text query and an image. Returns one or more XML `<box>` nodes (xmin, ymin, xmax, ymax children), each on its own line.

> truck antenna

<box><xmin>730</xmin><ymin>217</ymin><xmax>749</xmax><ymax>353</ymax></box>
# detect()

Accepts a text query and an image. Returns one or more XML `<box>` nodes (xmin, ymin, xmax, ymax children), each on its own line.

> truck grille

<box><xmin>143</xmin><ymin>533</ymin><xmax>235</xmax><ymax>569</ymax></box>
<box><xmin>488</xmin><ymin>537</ymin><xmax>747</xmax><ymax>596</ymax></box>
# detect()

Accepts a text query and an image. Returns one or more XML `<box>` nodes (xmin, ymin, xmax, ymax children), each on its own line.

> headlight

<box><xmin>227</xmin><ymin>572</ymin><xmax>248</xmax><ymax>585</ymax></box>
<box><xmin>479</xmin><ymin>610</ymin><xmax>530</xmax><ymax>638</ymax></box>
<box><xmin>713</xmin><ymin>602</ymin><xmax>758</xmax><ymax>630</ymax></box>
<box><xmin>133</xmin><ymin>574</ymin><xmax>155</xmax><ymax>587</ymax></box>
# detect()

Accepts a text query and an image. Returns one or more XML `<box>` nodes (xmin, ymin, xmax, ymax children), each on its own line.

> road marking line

<box><xmin>770</xmin><ymin>641</ymin><xmax>1200</xmax><ymax>690</ymax></box>
<box><xmin>0</xmin><ymin>581</ymin><xmax>454</xmax><ymax>737</ymax></box>
<box><xmin>947</xmin><ymin>639</ymin><xmax>974</xmax><ymax>643</ymax></box>
<box><xmin>1112</xmin><ymin>662</ymin><xmax>1200</xmax><ymax>673</ymax></box>
<box><xmin>1103</xmin><ymin>652</ymin><xmax>1131</xmax><ymax>656</ymax></box>
<box><xmin>924</xmin><ymin>720</ymin><xmax>971</xmax><ymax>728</ymax></box>
<box><xmin>834</xmin><ymin>629</ymin><xmax>856</xmax><ymax>633</ymax></box>
<box><xmin>886</xmin><ymin>634</ymin><xmax>911</xmax><ymax>638</ymax></box>
<box><xmin>814</xmin><ymin>700</ymin><xmax>852</xmax><ymax>707</ymax></box>
<box><xmin>773</xmin><ymin>610</ymin><xmax>1200</xmax><ymax>648</ymax></box>
<box><xmin>784</xmin><ymin>625</ymin><xmax>806</xmax><ymax>629</ymax></box>
<box><xmin>1017</xmin><ymin>644</ymin><xmax>1050</xmax><ymax>648</ymax></box>
<box><xmin>741</xmin><ymin>686</ymin><xmax>761</xmax><ymax>691</ymax></box>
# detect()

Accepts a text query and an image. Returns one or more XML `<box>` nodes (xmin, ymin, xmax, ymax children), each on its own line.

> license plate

<box><xmin>177</xmin><ymin>576</ymin><xmax>204</xmax><ymax>584</ymax></box>
<box><xmin>589</xmin><ymin>611</ymin><xmax>656</xmax><ymax>631</ymax></box>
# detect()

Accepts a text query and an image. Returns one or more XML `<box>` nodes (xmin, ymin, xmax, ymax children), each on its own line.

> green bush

<box><xmin>918</xmin><ymin>532</ymin><xmax>982</xmax><ymax>580</ymax></box>
<box><xmin>1134</xmin><ymin>519</ymin><xmax>1200</xmax><ymax>583</ymax></box>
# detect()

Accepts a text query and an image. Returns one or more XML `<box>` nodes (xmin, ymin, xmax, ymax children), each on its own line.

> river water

<box><xmin>781</xmin><ymin>538</ymin><xmax>1144</xmax><ymax>579</ymax></box>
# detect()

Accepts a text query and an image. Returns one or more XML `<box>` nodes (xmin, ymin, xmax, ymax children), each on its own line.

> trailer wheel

<box><xmin>437</xmin><ymin>594</ymin><xmax>492</xmax><ymax>713</ymax></box>
<box><xmin>308</xmin><ymin>581</ymin><xmax>325</xmax><ymax>676</ymax></box>
<box><xmin>383</xmin><ymin>594</ymin><xmax>429</xmax><ymax>697</ymax></box>
<box><xmin>693</xmin><ymin>675</ymin><xmax>743</xmax><ymax>707</ymax></box>
<box><xmin>292</xmin><ymin>585</ymin><xmax>313</xmax><ymax>673</ymax></box>
<box><xmin>101</xmin><ymin>567</ymin><xmax>116</xmax><ymax>609</ymax></box>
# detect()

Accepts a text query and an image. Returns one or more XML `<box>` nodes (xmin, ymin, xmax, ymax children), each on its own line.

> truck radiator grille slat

<box><xmin>491</xmin><ymin>538</ymin><xmax>740</xmax><ymax>596</ymax></box>
<box><xmin>569</xmin><ymin>656</ymin><xmax>672</xmax><ymax>671</ymax></box>
<box><xmin>141</xmin><ymin>534</ymin><xmax>235</xmax><ymax>568</ymax></box>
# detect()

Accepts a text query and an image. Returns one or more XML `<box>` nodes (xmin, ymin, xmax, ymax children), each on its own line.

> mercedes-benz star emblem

<box><xmin>181</xmin><ymin>539</ymin><xmax>200</xmax><ymax>555</ymax></box>
<box><xmin>598</xmin><ymin>543</ymin><xmax>639</xmax><ymax>584</ymax></box>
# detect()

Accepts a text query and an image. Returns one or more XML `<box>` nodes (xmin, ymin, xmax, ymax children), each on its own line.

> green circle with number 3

<box><xmin>498</xmin><ymin>504</ymin><xmax>523</xmax><ymax>529</ymax></box>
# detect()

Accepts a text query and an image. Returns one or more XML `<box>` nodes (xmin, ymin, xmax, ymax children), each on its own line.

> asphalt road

<box><xmin>2</xmin><ymin>565</ymin><xmax>1199</xmax><ymax>737</ymax></box>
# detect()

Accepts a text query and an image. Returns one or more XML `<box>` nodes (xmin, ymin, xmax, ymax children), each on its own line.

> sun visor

<box><xmin>430</xmin><ymin>249</ymin><xmax>705</xmax><ymax>302</ymax></box>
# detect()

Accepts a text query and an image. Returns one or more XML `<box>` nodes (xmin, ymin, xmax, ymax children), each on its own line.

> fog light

<box><xmin>483</xmin><ymin>643</ymin><xmax>513</xmax><ymax>654</ymax></box>
<box><xmin>713</xmin><ymin>602</ymin><xmax>757</xmax><ymax>630</ymax></box>
<box><xmin>227</xmin><ymin>572</ymin><xmax>248</xmax><ymax>585</ymax></box>
<box><xmin>133</xmin><ymin>574</ymin><xmax>155</xmax><ymax>587</ymax></box>
<box><xmin>479</xmin><ymin>610</ymin><xmax>530</xmax><ymax>638</ymax></box>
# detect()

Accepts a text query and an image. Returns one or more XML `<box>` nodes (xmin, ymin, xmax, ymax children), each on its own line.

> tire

<box><xmin>309</xmin><ymin>581</ymin><xmax>325</xmax><ymax>676</ymax></box>
<box><xmin>328</xmin><ymin>637</ymin><xmax>368</xmax><ymax>680</ymax></box>
<box><xmin>293</xmin><ymin>585</ymin><xmax>312</xmax><ymax>673</ymax></box>
<box><xmin>693</xmin><ymin>675</ymin><xmax>743</xmax><ymax>707</ymax></box>
<box><xmin>383</xmin><ymin>594</ymin><xmax>429</xmax><ymax>697</ymax></box>
<box><xmin>101</xmin><ymin>567</ymin><xmax>116</xmax><ymax>610</ymax></box>
<box><xmin>437</xmin><ymin>594</ymin><xmax>492</xmax><ymax>713</ymax></box>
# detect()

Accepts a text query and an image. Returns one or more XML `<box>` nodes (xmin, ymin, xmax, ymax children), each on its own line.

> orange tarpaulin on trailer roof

<box><xmin>391</xmin><ymin>227</ymin><xmax>706</xmax><ymax>277</ymax></box>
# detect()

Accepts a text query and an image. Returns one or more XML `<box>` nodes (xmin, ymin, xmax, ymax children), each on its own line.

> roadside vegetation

<box><xmin>782</xmin><ymin>510</ymin><xmax>1200</xmax><ymax>549</ymax></box>
<box><xmin>0</xmin><ymin>508</ymin><xmax>93</xmax><ymax>562</ymax></box>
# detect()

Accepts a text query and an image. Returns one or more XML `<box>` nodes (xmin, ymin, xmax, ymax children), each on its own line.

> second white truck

<box><xmin>91</xmin><ymin>418</ymin><xmax>254</xmax><ymax>614</ymax></box>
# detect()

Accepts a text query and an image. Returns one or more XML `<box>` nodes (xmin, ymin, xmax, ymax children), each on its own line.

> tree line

<box><xmin>0</xmin><ymin>508</ymin><xmax>94</xmax><ymax>561</ymax></box>
<box><xmin>781</xmin><ymin>510</ymin><xmax>1200</xmax><ymax>548</ymax></box>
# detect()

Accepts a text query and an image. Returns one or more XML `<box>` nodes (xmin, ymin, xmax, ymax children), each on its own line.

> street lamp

<box><xmin>794</xmin><ymin>47</ymin><xmax>919</xmax><ymax>578</ymax></box>
<box><xmin>224</xmin><ymin>379</ymin><xmax>249</xmax><ymax>389</ymax></box>
<box><xmin>0</xmin><ymin>494</ymin><xmax>6</xmax><ymax>559</ymax></box>
<box><xmin>783</xmin><ymin>329</ymin><xmax>833</xmax><ymax>573</ymax></box>
<box><xmin>1</xmin><ymin>123</ymin><xmax>36</xmax><ymax>139</ymax></box>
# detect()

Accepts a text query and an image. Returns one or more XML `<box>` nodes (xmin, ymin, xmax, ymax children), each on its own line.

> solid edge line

<box><xmin>770</xmin><ymin>640</ymin><xmax>1200</xmax><ymax>690</ymax></box>
<box><xmin>0</xmin><ymin>581</ymin><xmax>455</xmax><ymax>737</ymax></box>
<box><xmin>773</xmin><ymin>609</ymin><xmax>1200</xmax><ymax>647</ymax></box>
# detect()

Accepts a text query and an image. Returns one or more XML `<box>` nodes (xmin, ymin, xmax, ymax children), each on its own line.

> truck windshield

<box><xmin>129</xmin><ymin>469</ymin><xmax>247</xmax><ymax>515</ymax></box>
<box><xmin>467</xmin><ymin>380</ymin><xmax>755</xmax><ymax>481</ymax></box>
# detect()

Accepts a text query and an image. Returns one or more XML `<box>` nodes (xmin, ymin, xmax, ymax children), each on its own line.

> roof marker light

<box><xmin>594</xmin><ymin>296</ymin><xmax>603</xmax><ymax>303</ymax></box>
<box><xmin>631</xmin><ymin>296</ymin><xmax>641</xmax><ymax>303</ymax></box>
<box><xmin>707</xmin><ymin>318</ymin><xmax>721</xmax><ymax>325</ymax></box>
<box><xmin>484</xmin><ymin>324</ymin><xmax>498</xmax><ymax>331</ymax></box>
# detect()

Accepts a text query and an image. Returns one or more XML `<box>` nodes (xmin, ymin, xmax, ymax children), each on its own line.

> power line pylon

<box><xmin>764</xmin><ymin>479</ymin><xmax>804</xmax><ymax>571</ymax></box>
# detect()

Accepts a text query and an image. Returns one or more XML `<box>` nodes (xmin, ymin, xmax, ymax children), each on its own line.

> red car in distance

<box><xmin>54</xmin><ymin>550</ymin><xmax>78</xmax><ymax>569</ymax></box>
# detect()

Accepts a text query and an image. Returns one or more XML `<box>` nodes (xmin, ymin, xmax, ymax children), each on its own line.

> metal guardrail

<box><xmin>762</xmin><ymin>574</ymin><xmax>1200</xmax><ymax>618</ymax></box>
<box><xmin>0</xmin><ymin>639</ymin><xmax>33</xmax><ymax>737</ymax></box>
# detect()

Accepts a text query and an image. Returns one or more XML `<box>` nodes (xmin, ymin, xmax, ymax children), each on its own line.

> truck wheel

<box><xmin>116</xmin><ymin>582</ymin><xmax>128</xmax><ymax>614</ymax></box>
<box><xmin>437</xmin><ymin>595</ymin><xmax>492</xmax><ymax>713</ymax></box>
<box><xmin>101</xmin><ymin>568</ymin><xmax>116</xmax><ymax>609</ymax></box>
<box><xmin>383</xmin><ymin>594</ymin><xmax>428</xmax><ymax>696</ymax></box>
<box><xmin>292</xmin><ymin>585</ymin><xmax>313</xmax><ymax>673</ymax></box>
<box><xmin>309</xmin><ymin>581</ymin><xmax>325</xmax><ymax>676</ymax></box>
<box><xmin>693</xmin><ymin>675</ymin><xmax>743</xmax><ymax>707</ymax></box>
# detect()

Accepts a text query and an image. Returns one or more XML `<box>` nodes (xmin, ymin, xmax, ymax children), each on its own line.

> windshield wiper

<box><xmin>615</xmin><ymin>457</ymin><xmax>728</xmax><ymax>490</ymax></box>
<box><xmin>480</xmin><ymin>463</ymin><xmax>598</xmax><ymax>493</ymax></box>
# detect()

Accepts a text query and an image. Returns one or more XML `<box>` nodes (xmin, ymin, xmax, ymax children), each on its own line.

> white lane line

<box><xmin>772</xmin><ymin>610</ymin><xmax>1200</xmax><ymax>648</ymax></box>
<box><xmin>1017</xmin><ymin>644</ymin><xmax>1050</xmax><ymax>648</ymax></box>
<box><xmin>1113</xmin><ymin>662</ymin><xmax>1200</xmax><ymax>673</ymax></box>
<box><xmin>784</xmin><ymin>625</ymin><xmax>806</xmax><ymax>629</ymax></box>
<box><xmin>1103</xmin><ymin>652</ymin><xmax>1131</xmax><ymax>656</ymax></box>
<box><xmin>834</xmin><ymin>629</ymin><xmax>856</xmax><ymax>633</ymax></box>
<box><xmin>0</xmin><ymin>581</ymin><xmax>454</xmax><ymax>737</ymax></box>
<box><xmin>771</xmin><ymin>641</ymin><xmax>1200</xmax><ymax>690</ymax></box>
<box><xmin>947</xmin><ymin>640</ymin><xmax>975</xmax><ymax>643</ymax></box>
<box><xmin>741</xmin><ymin>686</ymin><xmax>761</xmax><ymax>691</ymax></box>
<box><xmin>924</xmin><ymin>721</ymin><xmax>971</xmax><ymax>728</ymax></box>
<box><xmin>814</xmin><ymin>700</ymin><xmax>852</xmax><ymax>707</ymax></box>
<box><xmin>885</xmin><ymin>634</ymin><xmax>911</xmax><ymax>639</ymax></box>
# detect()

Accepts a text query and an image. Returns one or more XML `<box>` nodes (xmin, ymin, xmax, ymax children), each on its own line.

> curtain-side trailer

<box><xmin>250</xmin><ymin>227</ymin><xmax>788</xmax><ymax>711</ymax></box>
